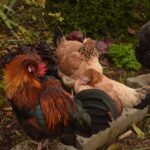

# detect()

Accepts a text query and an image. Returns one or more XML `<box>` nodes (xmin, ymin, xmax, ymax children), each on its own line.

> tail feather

<box><xmin>75</xmin><ymin>89</ymin><xmax>121</xmax><ymax>135</ymax></box>
<box><xmin>53</xmin><ymin>25</ymin><xmax>64</xmax><ymax>47</ymax></box>
<box><xmin>91</xmin><ymin>115</ymin><xmax>110</xmax><ymax>134</ymax></box>
<box><xmin>81</xmin><ymin>102</ymin><xmax>109</xmax><ymax>112</ymax></box>
<box><xmin>92</xmin><ymin>123</ymin><xmax>109</xmax><ymax>132</ymax></box>
<box><xmin>76</xmin><ymin>89</ymin><xmax>121</xmax><ymax>119</ymax></box>
<box><xmin>87</xmin><ymin>109</ymin><xmax>109</xmax><ymax>117</ymax></box>
<box><xmin>91</xmin><ymin>115</ymin><xmax>111</xmax><ymax>124</ymax></box>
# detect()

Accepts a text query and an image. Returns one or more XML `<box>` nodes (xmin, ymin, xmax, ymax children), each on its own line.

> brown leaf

<box><xmin>6</xmin><ymin>124</ymin><xmax>11</xmax><ymax>129</ymax></box>
<box><xmin>14</xmin><ymin>129</ymin><xmax>21</xmax><ymax>136</ymax></box>
<box><xmin>128</xmin><ymin>27</ymin><xmax>136</xmax><ymax>35</ymax></box>
<box><xmin>3</xmin><ymin>106</ymin><xmax>12</xmax><ymax>111</ymax></box>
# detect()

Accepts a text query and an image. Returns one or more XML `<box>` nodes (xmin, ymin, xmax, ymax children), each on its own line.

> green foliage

<box><xmin>45</xmin><ymin>0</ymin><xmax>150</xmax><ymax>39</ymax></box>
<box><xmin>1</xmin><ymin>0</ymin><xmax>150</xmax><ymax>43</ymax></box>
<box><xmin>0</xmin><ymin>80</ymin><xmax>4</xmax><ymax>96</ymax></box>
<box><xmin>0</xmin><ymin>97</ymin><xmax>6</xmax><ymax>108</ymax></box>
<box><xmin>140</xmin><ymin>115</ymin><xmax>150</xmax><ymax>137</ymax></box>
<box><xmin>0</xmin><ymin>81</ymin><xmax>3</xmax><ymax>91</ymax></box>
<box><xmin>0</xmin><ymin>0</ymin><xmax>19</xmax><ymax>39</ymax></box>
<box><xmin>108</xmin><ymin>43</ymin><xmax>141</xmax><ymax>71</ymax></box>
<box><xmin>132</xmin><ymin>123</ymin><xmax>145</xmax><ymax>139</ymax></box>
<box><xmin>0</xmin><ymin>0</ymin><xmax>53</xmax><ymax>45</ymax></box>
<box><xmin>25</xmin><ymin>0</ymin><xmax>46</xmax><ymax>8</ymax></box>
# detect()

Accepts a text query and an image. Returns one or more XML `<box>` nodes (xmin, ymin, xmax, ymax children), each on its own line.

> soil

<box><xmin>0</xmin><ymin>104</ymin><xmax>28</xmax><ymax>150</ymax></box>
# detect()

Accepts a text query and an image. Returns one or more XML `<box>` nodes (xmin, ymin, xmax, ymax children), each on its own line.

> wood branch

<box><xmin>81</xmin><ymin>107</ymin><xmax>148</xmax><ymax>150</ymax></box>
<box><xmin>12</xmin><ymin>108</ymin><xmax>148</xmax><ymax>150</ymax></box>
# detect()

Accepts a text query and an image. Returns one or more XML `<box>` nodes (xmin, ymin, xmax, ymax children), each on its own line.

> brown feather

<box><xmin>75</xmin><ymin>69</ymin><xmax>123</xmax><ymax>114</ymax></box>
<box><xmin>12</xmin><ymin>82</ymin><xmax>40</xmax><ymax>111</ymax></box>
<box><xmin>80</xmin><ymin>68</ymin><xmax>103</xmax><ymax>86</ymax></box>
<box><xmin>40</xmin><ymin>79</ymin><xmax>75</xmax><ymax>132</ymax></box>
<box><xmin>3</xmin><ymin>53</ymin><xmax>42</xmax><ymax>110</ymax></box>
<box><xmin>56</xmin><ymin>38</ymin><xmax>103</xmax><ymax>88</ymax></box>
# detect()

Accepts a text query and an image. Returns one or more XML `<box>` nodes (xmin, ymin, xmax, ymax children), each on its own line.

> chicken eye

<box><xmin>28</xmin><ymin>66</ymin><xmax>32</xmax><ymax>72</ymax></box>
<box><xmin>28</xmin><ymin>66</ymin><xmax>36</xmax><ymax>73</ymax></box>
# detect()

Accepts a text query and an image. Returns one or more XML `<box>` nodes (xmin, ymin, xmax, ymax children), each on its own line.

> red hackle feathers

<box><xmin>3</xmin><ymin>53</ymin><xmax>42</xmax><ymax>109</ymax></box>
<box><xmin>4</xmin><ymin>53</ymin><xmax>42</xmax><ymax>98</ymax></box>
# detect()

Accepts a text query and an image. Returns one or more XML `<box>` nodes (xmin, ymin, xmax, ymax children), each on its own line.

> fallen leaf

<box><xmin>106</xmin><ymin>143</ymin><xmax>121</xmax><ymax>150</ymax></box>
<box><xmin>132</xmin><ymin>123</ymin><xmax>145</xmax><ymax>139</ymax></box>
<box><xmin>128</xmin><ymin>27</ymin><xmax>136</xmax><ymax>35</ymax></box>
<box><xmin>6</xmin><ymin>124</ymin><xmax>11</xmax><ymax>129</ymax></box>
<box><xmin>0</xmin><ymin>98</ymin><xmax>6</xmax><ymax>109</ymax></box>
<box><xmin>14</xmin><ymin>129</ymin><xmax>21</xmax><ymax>136</ymax></box>
<box><xmin>3</xmin><ymin>106</ymin><xmax>12</xmax><ymax>111</ymax></box>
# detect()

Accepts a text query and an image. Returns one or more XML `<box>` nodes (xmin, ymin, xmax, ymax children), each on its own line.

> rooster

<box><xmin>74</xmin><ymin>68</ymin><xmax>150</xmax><ymax>112</ymax></box>
<box><xmin>54</xmin><ymin>26</ymin><xmax>103</xmax><ymax>88</ymax></box>
<box><xmin>135</xmin><ymin>21</ymin><xmax>150</xmax><ymax>69</ymax></box>
<box><xmin>3</xmin><ymin>53</ymin><xmax>120</xmax><ymax>149</ymax></box>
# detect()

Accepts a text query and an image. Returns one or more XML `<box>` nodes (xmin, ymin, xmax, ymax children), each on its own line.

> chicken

<box><xmin>74</xmin><ymin>68</ymin><xmax>150</xmax><ymax>112</ymax></box>
<box><xmin>54</xmin><ymin>26</ymin><xmax>103</xmax><ymax>88</ymax></box>
<box><xmin>135</xmin><ymin>21</ymin><xmax>150</xmax><ymax>69</ymax></box>
<box><xmin>3</xmin><ymin>53</ymin><xmax>120</xmax><ymax>149</ymax></box>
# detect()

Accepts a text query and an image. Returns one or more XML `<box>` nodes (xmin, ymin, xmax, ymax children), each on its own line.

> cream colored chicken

<box><xmin>56</xmin><ymin>38</ymin><xmax>103</xmax><ymax>87</ymax></box>
<box><xmin>74</xmin><ymin>68</ymin><xmax>150</xmax><ymax>112</ymax></box>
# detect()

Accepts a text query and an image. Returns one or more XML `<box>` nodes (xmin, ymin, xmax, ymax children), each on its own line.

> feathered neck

<box><xmin>3</xmin><ymin>57</ymin><xmax>41</xmax><ymax>99</ymax></box>
<box><xmin>79</xmin><ymin>38</ymin><xmax>98</xmax><ymax>60</ymax></box>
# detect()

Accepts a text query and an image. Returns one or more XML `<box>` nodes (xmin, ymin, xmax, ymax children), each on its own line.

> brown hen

<box><xmin>74</xmin><ymin>68</ymin><xmax>150</xmax><ymax>112</ymax></box>
<box><xmin>54</xmin><ymin>26</ymin><xmax>103</xmax><ymax>87</ymax></box>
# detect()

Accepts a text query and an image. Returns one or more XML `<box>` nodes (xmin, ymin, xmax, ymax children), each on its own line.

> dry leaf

<box><xmin>128</xmin><ymin>27</ymin><xmax>136</xmax><ymax>35</ymax></box>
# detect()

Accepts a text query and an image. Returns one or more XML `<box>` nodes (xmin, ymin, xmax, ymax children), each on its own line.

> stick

<box><xmin>81</xmin><ymin>108</ymin><xmax>148</xmax><ymax>150</ymax></box>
